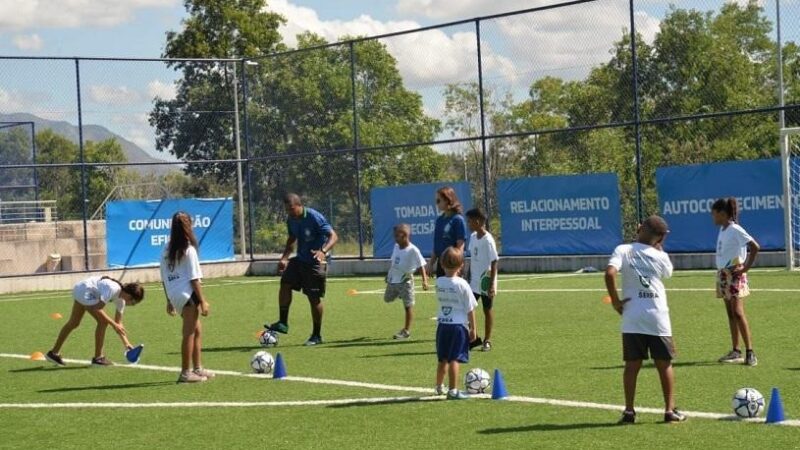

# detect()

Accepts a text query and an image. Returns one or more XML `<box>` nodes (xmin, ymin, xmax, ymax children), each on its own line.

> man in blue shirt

<box><xmin>266</xmin><ymin>193</ymin><xmax>338</xmax><ymax>346</ymax></box>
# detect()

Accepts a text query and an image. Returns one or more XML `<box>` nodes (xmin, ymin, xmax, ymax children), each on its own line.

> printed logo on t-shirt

<box><xmin>304</xmin><ymin>228</ymin><xmax>313</xmax><ymax>242</ymax></box>
<box><xmin>444</xmin><ymin>223</ymin><xmax>451</xmax><ymax>234</ymax></box>
<box><xmin>441</xmin><ymin>306</ymin><xmax>452</xmax><ymax>315</ymax></box>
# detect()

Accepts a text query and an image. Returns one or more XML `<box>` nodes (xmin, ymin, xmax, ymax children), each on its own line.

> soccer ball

<box><xmin>251</xmin><ymin>351</ymin><xmax>275</xmax><ymax>374</ymax></box>
<box><xmin>464</xmin><ymin>368</ymin><xmax>491</xmax><ymax>394</ymax></box>
<box><xmin>732</xmin><ymin>388</ymin><xmax>765</xmax><ymax>418</ymax></box>
<box><xmin>259</xmin><ymin>330</ymin><xmax>279</xmax><ymax>348</ymax></box>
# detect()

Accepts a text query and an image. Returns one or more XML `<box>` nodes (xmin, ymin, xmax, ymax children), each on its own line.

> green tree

<box><xmin>34</xmin><ymin>130</ymin><xmax>126</xmax><ymax>219</ymax></box>
<box><xmin>0</xmin><ymin>127</ymin><xmax>35</xmax><ymax>201</ymax></box>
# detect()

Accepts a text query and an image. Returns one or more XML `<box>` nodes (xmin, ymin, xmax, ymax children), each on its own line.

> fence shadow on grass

<box><xmin>360</xmin><ymin>350</ymin><xmax>436</xmax><ymax>358</ymax></box>
<box><xmin>589</xmin><ymin>361</ymin><xmax>718</xmax><ymax>370</ymax></box>
<box><xmin>478</xmin><ymin>422</ymin><xmax>620</xmax><ymax>434</ymax></box>
<box><xmin>9</xmin><ymin>365</ymin><xmax>88</xmax><ymax>373</ymax></box>
<box><xmin>38</xmin><ymin>381</ymin><xmax>175</xmax><ymax>393</ymax></box>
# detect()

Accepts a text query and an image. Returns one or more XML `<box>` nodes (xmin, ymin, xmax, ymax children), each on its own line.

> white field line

<box><xmin>1</xmin><ymin>353</ymin><xmax>797</xmax><ymax>426</ymax></box>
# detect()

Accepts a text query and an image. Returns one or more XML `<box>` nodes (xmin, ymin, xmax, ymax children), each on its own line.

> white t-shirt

<box><xmin>387</xmin><ymin>243</ymin><xmax>426</xmax><ymax>284</ymax></box>
<box><xmin>608</xmin><ymin>243</ymin><xmax>674</xmax><ymax>336</ymax></box>
<box><xmin>716</xmin><ymin>223</ymin><xmax>754</xmax><ymax>269</ymax></box>
<box><xmin>72</xmin><ymin>276</ymin><xmax>125</xmax><ymax>313</ymax></box>
<box><xmin>436</xmin><ymin>276</ymin><xmax>478</xmax><ymax>328</ymax></box>
<box><xmin>160</xmin><ymin>245</ymin><xmax>203</xmax><ymax>303</ymax></box>
<box><xmin>468</xmin><ymin>231</ymin><xmax>499</xmax><ymax>294</ymax></box>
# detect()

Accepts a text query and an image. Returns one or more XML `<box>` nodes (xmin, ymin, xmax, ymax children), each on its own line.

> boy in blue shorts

<box><xmin>434</xmin><ymin>246</ymin><xmax>477</xmax><ymax>400</ymax></box>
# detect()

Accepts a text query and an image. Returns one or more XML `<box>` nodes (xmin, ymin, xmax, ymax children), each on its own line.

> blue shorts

<box><xmin>436</xmin><ymin>324</ymin><xmax>469</xmax><ymax>363</ymax></box>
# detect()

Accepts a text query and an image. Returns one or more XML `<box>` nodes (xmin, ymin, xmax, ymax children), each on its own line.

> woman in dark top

<box><xmin>429</xmin><ymin>186</ymin><xmax>468</xmax><ymax>278</ymax></box>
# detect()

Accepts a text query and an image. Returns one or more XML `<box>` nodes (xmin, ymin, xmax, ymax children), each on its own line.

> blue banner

<box><xmin>498</xmin><ymin>174</ymin><xmax>622</xmax><ymax>255</ymax></box>
<box><xmin>657</xmin><ymin>158</ymin><xmax>793</xmax><ymax>252</ymax></box>
<box><xmin>371</xmin><ymin>182</ymin><xmax>472</xmax><ymax>258</ymax></box>
<box><xmin>106</xmin><ymin>198</ymin><xmax>234</xmax><ymax>267</ymax></box>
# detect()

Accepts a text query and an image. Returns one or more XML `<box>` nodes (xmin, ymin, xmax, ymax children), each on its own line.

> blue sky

<box><xmin>0</xmin><ymin>0</ymin><xmax>797</xmax><ymax>161</ymax></box>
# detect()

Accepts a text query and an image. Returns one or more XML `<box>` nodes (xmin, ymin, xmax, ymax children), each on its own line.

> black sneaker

<box><xmin>303</xmin><ymin>335</ymin><xmax>323</xmax><ymax>346</ymax></box>
<box><xmin>745</xmin><ymin>350</ymin><xmax>758</xmax><ymax>367</ymax></box>
<box><xmin>91</xmin><ymin>356</ymin><xmax>113</xmax><ymax>367</ymax></box>
<box><xmin>469</xmin><ymin>337</ymin><xmax>483</xmax><ymax>350</ymax></box>
<box><xmin>718</xmin><ymin>349</ymin><xmax>744</xmax><ymax>364</ymax></box>
<box><xmin>45</xmin><ymin>350</ymin><xmax>65</xmax><ymax>366</ymax></box>
<box><xmin>618</xmin><ymin>410</ymin><xmax>636</xmax><ymax>425</ymax></box>
<box><xmin>664</xmin><ymin>409</ymin><xmax>687</xmax><ymax>423</ymax></box>
<box><xmin>265</xmin><ymin>321</ymin><xmax>289</xmax><ymax>334</ymax></box>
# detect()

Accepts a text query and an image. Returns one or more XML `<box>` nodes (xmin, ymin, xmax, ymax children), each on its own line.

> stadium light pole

<box><xmin>232</xmin><ymin>60</ymin><xmax>247</xmax><ymax>260</ymax></box>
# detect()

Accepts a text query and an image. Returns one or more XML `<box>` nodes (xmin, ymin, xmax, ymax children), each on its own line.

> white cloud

<box><xmin>0</xmin><ymin>88</ymin><xmax>24</xmax><ymax>111</ymax></box>
<box><xmin>395</xmin><ymin>0</ymin><xmax>661</xmax><ymax>83</ymax></box>
<box><xmin>146</xmin><ymin>79</ymin><xmax>177</xmax><ymax>101</ymax></box>
<box><xmin>0</xmin><ymin>0</ymin><xmax>178</xmax><ymax>31</ymax></box>
<box><xmin>88</xmin><ymin>85</ymin><xmax>141</xmax><ymax>105</ymax></box>
<box><xmin>12</xmin><ymin>33</ymin><xmax>43</xmax><ymax>51</ymax></box>
<box><xmin>268</xmin><ymin>0</ymin><xmax>516</xmax><ymax>88</ymax></box>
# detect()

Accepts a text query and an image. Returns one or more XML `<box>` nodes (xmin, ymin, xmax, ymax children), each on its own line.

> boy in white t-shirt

<box><xmin>711</xmin><ymin>198</ymin><xmax>760</xmax><ymax>366</ymax></box>
<box><xmin>466</xmin><ymin>208</ymin><xmax>499</xmax><ymax>352</ymax></box>
<box><xmin>605</xmin><ymin>215</ymin><xmax>686</xmax><ymax>424</ymax></box>
<box><xmin>434</xmin><ymin>246</ymin><xmax>477</xmax><ymax>400</ymax></box>
<box><xmin>384</xmin><ymin>223</ymin><xmax>429</xmax><ymax>340</ymax></box>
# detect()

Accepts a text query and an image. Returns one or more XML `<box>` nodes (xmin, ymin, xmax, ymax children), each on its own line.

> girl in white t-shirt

<box><xmin>711</xmin><ymin>198</ymin><xmax>760</xmax><ymax>366</ymax></box>
<box><xmin>160</xmin><ymin>211</ymin><xmax>212</xmax><ymax>383</ymax></box>
<box><xmin>45</xmin><ymin>276</ymin><xmax>144</xmax><ymax>367</ymax></box>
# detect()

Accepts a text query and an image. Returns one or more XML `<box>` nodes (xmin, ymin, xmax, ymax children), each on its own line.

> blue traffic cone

<box><xmin>273</xmin><ymin>353</ymin><xmax>287</xmax><ymax>379</ymax></box>
<box><xmin>125</xmin><ymin>344</ymin><xmax>144</xmax><ymax>364</ymax></box>
<box><xmin>766</xmin><ymin>387</ymin><xmax>786</xmax><ymax>424</ymax></box>
<box><xmin>491</xmin><ymin>369</ymin><xmax>508</xmax><ymax>400</ymax></box>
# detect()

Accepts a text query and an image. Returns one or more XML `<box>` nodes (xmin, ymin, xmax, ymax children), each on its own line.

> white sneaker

<box><xmin>435</xmin><ymin>384</ymin><xmax>446</xmax><ymax>396</ymax></box>
<box><xmin>393</xmin><ymin>329</ymin><xmax>411</xmax><ymax>340</ymax></box>
<box><xmin>178</xmin><ymin>371</ymin><xmax>207</xmax><ymax>383</ymax></box>
<box><xmin>194</xmin><ymin>368</ymin><xmax>215</xmax><ymax>379</ymax></box>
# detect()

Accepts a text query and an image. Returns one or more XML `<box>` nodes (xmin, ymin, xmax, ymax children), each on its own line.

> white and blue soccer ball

<box><xmin>732</xmin><ymin>388</ymin><xmax>765</xmax><ymax>418</ymax></box>
<box><xmin>465</xmin><ymin>368</ymin><xmax>491</xmax><ymax>394</ymax></box>
<box><xmin>251</xmin><ymin>351</ymin><xmax>275</xmax><ymax>374</ymax></box>
<box><xmin>259</xmin><ymin>330</ymin><xmax>279</xmax><ymax>348</ymax></box>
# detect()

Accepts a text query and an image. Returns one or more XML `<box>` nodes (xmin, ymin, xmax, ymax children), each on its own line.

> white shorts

<box><xmin>72</xmin><ymin>283</ymin><xmax>100</xmax><ymax>308</ymax></box>
<box><xmin>170</xmin><ymin>292</ymin><xmax>198</xmax><ymax>316</ymax></box>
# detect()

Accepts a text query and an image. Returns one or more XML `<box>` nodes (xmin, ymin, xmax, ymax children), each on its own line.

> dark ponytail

<box><xmin>100</xmin><ymin>276</ymin><xmax>145</xmax><ymax>305</ymax></box>
<box><xmin>711</xmin><ymin>197</ymin><xmax>739</xmax><ymax>223</ymax></box>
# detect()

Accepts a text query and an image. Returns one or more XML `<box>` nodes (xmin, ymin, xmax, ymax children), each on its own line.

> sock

<box><xmin>279</xmin><ymin>306</ymin><xmax>290</xmax><ymax>325</ymax></box>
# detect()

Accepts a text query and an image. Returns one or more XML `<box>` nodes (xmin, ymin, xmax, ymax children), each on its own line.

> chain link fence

<box><xmin>1</xmin><ymin>0</ymin><xmax>799</xmax><ymax>275</ymax></box>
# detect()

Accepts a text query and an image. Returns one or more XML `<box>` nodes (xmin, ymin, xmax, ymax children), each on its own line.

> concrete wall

<box><xmin>0</xmin><ymin>220</ymin><xmax>106</xmax><ymax>274</ymax></box>
<box><xmin>0</xmin><ymin>261</ymin><xmax>251</xmax><ymax>295</ymax></box>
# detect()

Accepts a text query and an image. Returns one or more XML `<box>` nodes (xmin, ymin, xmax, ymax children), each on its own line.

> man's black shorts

<box><xmin>281</xmin><ymin>257</ymin><xmax>327</xmax><ymax>299</ymax></box>
<box><xmin>622</xmin><ymin>333</ymin><xmax>675</xmax><ymax>361</ymax></box>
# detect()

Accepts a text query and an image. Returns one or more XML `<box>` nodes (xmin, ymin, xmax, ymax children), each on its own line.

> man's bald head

<box><xmin>639</xmin><ymin>215</ymin><xmax>669</xmax><ymax>244</ymax></box>
<box><xmin>283</xmin><ymin>193</ymin><xmax>303</xmax><ymax>218</ymax></box>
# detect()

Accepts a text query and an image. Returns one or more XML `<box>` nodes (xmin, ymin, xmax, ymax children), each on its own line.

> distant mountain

<box><xmin>0</xmin><ymin>113</ymin><xmax>177</xmax><ymax>175</ymax></box>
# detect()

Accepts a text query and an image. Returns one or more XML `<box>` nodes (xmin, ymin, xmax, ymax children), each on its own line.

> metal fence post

<box><xmin>31</xmin><ymin>122</ymin><xmax>38</xmax><ymax>203</ymax></box>
<box><xmin>629</xmin><ymin>0</ymin><xmax>644</xmax><ymax>224</ymax></box>
<box><xmin>475</xmin><ymin>19</ymin><xmax>491</xmax><ymax>220</ymax></box>
<box><xmin>349</xmin><ymin>41</ymin><xmax>365</xmax><ymax>259</ymax></box>
<box><xmin>242</xmin><ymin>59</ymin><xmax>255</xmax><ymax>261</ymax></box>
<box><xmin>75</xmin><ymin>58</ymin><xmax>90</xmax><ymax>271</ymax></box>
